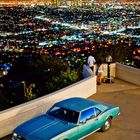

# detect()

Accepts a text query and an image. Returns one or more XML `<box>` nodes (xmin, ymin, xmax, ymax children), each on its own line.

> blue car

<box><xmin>12</xmin><ymin>97</ymin><xmax>120</xmax><ymax>140</ymax></box>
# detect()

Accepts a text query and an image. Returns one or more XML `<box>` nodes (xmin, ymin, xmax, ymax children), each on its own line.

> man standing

<box><xmin>87</xmin><ymin>54</ymin><xmax>96</xmax><ymax>73</ymax></box>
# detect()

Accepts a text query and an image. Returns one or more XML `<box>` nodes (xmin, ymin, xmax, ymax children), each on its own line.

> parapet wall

<box><xmin>116</xmin><ymin>63</ymin><xmax>140</xmax><ymax>86</ymax></box>
<box><xmin>102</xmin><ymin>63</ymin><xmax>116</xmax><ymax>77</ymax></box>
<box><xmin>0</xmin><ymin>76</ymin><xmax>96</xmax><ymax>138</ymax></box>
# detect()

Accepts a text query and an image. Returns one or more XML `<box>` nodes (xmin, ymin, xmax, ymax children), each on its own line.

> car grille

<box><xmin>18</xmin><ymin>137</ymin><xmax>26</xmax><ymax>140</ymax></box>
<box><xmin>13</xmin><ymin>135</ymin><xmax>26</xmax><ymax>140</ymax></box>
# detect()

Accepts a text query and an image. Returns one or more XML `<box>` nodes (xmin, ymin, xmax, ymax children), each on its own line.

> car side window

<box><xmin>94</xmin><ymin>108</ymin><xmax>101</xmax><ymax>116</ymax></box>
<box><xmin>79</xmin><ymin>108</ymin><xmax>101</xmax><ymax>123</ymax></box>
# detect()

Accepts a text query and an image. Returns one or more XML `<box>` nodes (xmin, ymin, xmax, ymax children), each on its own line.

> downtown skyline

<box><xmin>0</xmin><ymin>0</ymin><xmax>139</xmax><ymax>4</ymax></box>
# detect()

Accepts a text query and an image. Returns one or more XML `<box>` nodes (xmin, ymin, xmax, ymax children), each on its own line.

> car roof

<box><xmin>55</xmin><ymin>97</ymin><xmax>101</xmax><ymax>112</ymax></box>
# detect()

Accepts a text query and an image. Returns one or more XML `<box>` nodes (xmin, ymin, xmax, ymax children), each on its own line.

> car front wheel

<box><xmin>101</xmin><ymin>118</ymin><xmax>111</xmax><ymax>132</ymax></box>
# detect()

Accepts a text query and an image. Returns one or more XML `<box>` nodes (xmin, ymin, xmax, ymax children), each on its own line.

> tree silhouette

<box><xmin>1</xmin><ymin>55</ymin><xmax>79</xmax><ymax>107</ymax></box>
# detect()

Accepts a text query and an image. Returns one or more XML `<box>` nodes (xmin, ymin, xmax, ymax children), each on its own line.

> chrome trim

<box><xmin>79</xmin><ymin>128</ymin><xmax>100</xmax><ymax>140</ymax></box>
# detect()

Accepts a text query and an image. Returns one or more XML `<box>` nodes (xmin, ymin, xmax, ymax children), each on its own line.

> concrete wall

<box><xmin>94</xmin><ymin>63</ymin><xmax>116</xmax><ymax>77</ymax></box>
<box><xmin>0</xmin><ymin>76</ymin><xmax>96</xmax><ymax>138</ymax></box>
<box><xmin>116</xmin><ymin>63</ymin><xmax>140</xmax><ymax>86</ymax></box>
<box><xmin>103</xmin><ymin>63</ymin><xmax>116</xmax><ymax>77</ymax></box>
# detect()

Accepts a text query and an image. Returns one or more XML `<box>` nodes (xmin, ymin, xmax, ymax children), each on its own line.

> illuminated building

<box><xmin>0</xmin><ymin>0</ymin><xmax>139</xmax><ymax>6</ymax></box>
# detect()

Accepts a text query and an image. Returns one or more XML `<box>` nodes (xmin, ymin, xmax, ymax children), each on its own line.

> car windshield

<box><xmin>48</xmin><ymin>105</ymin><xmax>79</xmax><ymax>124</ymax></box>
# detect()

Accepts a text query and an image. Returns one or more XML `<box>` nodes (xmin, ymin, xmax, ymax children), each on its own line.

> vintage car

<box><xmin>12</xmin><ymin>97</ymin><xmax>120</xmax><ymax>140</ymax></box>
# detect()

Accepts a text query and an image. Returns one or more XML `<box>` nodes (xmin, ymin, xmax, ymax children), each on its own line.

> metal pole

<box><xmin>107</xmin><ymin>62</ymin><xmax>111</xmax><ymax>83</ymax></box>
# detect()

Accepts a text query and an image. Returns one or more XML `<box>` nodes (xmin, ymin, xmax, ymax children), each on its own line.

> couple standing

<box><xmin>87</xmin><ymin>55</ymin><xmax>104</xmax><ymax>84</ymax></box>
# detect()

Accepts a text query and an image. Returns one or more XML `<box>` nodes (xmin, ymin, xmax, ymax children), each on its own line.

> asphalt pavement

<box><xmin>85</xmin><ymin>79</ymin><xmax>140</xmax><ymax>140</ymax></box>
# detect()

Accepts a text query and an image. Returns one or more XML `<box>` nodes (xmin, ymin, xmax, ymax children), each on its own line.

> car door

<box><xmin>77</xmin><ymin>108</ymin><xmax>101</xmax><ymax>139</ymax></box>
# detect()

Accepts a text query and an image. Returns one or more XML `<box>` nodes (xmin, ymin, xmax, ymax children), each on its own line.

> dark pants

<box><xmin>90</xmin><ymin>66</ymin><xmax>94</xmax><ymax>72</ymax></box>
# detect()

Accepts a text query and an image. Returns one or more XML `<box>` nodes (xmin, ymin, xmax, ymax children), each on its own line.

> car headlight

<box><xmin>13</xmin><ymin>132</ymin><xmax>18</xmax><ymax>137</ymax></box>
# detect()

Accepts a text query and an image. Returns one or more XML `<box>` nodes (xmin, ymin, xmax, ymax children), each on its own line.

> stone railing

<box><xmin>101</xmin><ymin>63</ymin><xmax>116</xmax><ymax>77</ymax></box>
<box><xmin>116</xmin><ymin>63</ymin><xmax>140</xmax><ymax>86</ymax></box>
<box><xmin>101</xmin><ymin>63</ymin><xmax>140</xmax><ymax>86</ymax></box>
<box><xmin>0</xmin><ymin>75</ymin><xmax>96</xmax><ymax>138</ymax></box>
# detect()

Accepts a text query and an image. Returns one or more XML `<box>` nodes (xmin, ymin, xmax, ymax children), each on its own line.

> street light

<box><xmin>105</xmin><ymin>55</ymin><xmax>114</xmax><ymax>83</ymax></box>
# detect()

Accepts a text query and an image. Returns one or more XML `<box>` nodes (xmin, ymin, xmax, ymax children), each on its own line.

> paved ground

<box><xmin>84</xmin><ymin>79</ymin><xmax>140</xmax><ymax>140</ymax></box>
<box><xmin>2</xmin><ymin>79</ymin><xmax>140</xmax><ymax>140</ymax></box>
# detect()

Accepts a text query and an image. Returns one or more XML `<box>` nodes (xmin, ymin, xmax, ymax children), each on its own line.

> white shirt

<box><xmin>87</xmin><ymin>55</ymin><xmax>96</xmax><ymax>67</ymax></box>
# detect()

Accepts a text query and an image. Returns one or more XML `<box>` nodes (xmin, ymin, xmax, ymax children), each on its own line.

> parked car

<box><xmin>12</xmin><ymin>97</ymin><xmax>120</xmax><ymax>140</ymax></box>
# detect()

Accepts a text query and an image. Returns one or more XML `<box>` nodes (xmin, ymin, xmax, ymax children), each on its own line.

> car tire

<box><xmin>101</xmin><ymin>117</ymin><xmax>111</xmax><ymax>132</ymax></box>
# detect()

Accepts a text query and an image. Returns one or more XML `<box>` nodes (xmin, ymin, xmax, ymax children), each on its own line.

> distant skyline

<box><xmin>0</xmin><ymin>0</ymin><xmax>139</xmax><ymax>3</ymax></box>
<box><xmin>0</xmin><ymin>0</ymin><xmax>139</xmax><ymax>6</ymax></box>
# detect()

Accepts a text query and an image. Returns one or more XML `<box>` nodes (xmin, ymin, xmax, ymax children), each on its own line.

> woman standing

<box><xmin>96</xmin><ymin>60</ymin><xmax>104</xmax><ymax>85</ymax></box>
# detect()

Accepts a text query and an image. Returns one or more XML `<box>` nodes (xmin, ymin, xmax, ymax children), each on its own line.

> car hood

<box><xmin>14</xmin><ymin>114</ymin><xmax>76</xmax><ymax>140</ymax></box>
